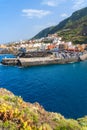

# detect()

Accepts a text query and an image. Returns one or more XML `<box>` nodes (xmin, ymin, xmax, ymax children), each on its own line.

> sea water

<box><xmin>0</xmin><ymin>54</ymin><xmax>87</xmax><ymax>119</ymax></box>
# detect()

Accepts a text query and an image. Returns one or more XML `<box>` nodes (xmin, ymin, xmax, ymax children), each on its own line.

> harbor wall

<box><xmin>1</xmin><ymin>58</ymin><xmax>18</xmax><ymax>65</ymax></box>
<box><xmin>1</xmin><ymin>57</ymin><xmax>79</xmax><ymax>67</ymax></box>
<box><xmin>18</xmin><ymin>57</ymin><xmax>79</xmax><ymax>67</ymax></box>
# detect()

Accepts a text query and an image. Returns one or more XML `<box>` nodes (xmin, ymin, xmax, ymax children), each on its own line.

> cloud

<box><xmin>22</xmin><ymin>9</ymin><xmax>51</xmax><ymax>18</ymax></box>
<box><xmin>72</xmin><ymin>0</ymin><xmax>87</xmax><ymax>10</ymax></box>
<box><xmin>60</xmin><ymin>13</ymin><xmax>68</xmax><ymax>18</ymax></box>
<box><xmin>42</xmin><ymin>0</ymin><xmax>58</xmax><ymax>7</ymax></box>
<box><xmin>41</xmin><ymin>0</ymin><xmax>67</xmax><ymax>7</ymax></box>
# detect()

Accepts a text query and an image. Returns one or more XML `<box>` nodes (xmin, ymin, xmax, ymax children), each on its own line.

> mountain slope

<box><xmin>33</xmin><ymin>7</ymin><xmax>87</xmax><ymax>44</ymax></box>
<box><xmin>0</xmin><ymin>88</ymin><xmax>87</xmax><ymax>130</ymax></box>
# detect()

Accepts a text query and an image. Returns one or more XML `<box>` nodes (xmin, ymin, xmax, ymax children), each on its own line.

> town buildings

<box><xmin>0</xmin><ymin>33</ymin><xmax>87</xmax><ymax>54</ymax></box>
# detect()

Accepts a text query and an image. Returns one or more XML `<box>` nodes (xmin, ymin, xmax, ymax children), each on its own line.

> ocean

<box><xmin>0</xmin><ymin>54</ymin><xmax>87</xmax><ymax>119</ymax></box>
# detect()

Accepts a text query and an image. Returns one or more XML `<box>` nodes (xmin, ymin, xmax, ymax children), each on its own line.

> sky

<box><xmin>0</xmin><ymin>0</ymin><xmax>87</xmax><ymax>44</ymax></box>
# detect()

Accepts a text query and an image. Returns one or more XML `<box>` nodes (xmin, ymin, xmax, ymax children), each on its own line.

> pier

<box><xmin>1</xmin><ymin>56</ymin><xmax>79</xmax><ymax>67</ymax></box>
<box><xmin>1</xmin><ymin>58</ymin><xmax>18</xmax><ymax>65</ymax></box>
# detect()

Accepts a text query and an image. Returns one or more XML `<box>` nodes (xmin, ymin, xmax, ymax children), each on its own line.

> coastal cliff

<box><xmin>0</xmin><ymin>88</ymin><xmax>87</xmax><ymax>130</ymax></box>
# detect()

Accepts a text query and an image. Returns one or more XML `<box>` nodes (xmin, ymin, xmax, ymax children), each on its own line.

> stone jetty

<box><xmin>1</xmin><ymin>58</ymin><xmax>18</xmax><ymax>65</ymax></box>
<box><xmin>1</xmin><ymin>56</ymin><xmax>79</xmax><ymax>67</ymax></box>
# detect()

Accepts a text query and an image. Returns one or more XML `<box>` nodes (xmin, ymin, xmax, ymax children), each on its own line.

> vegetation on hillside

<box><xmin>33</xmin><ymin>7</ymin><xmax>87</xmax><ymax>44</ymax></box>
<box><xmin>0</xmin><ymin>88</ymin><xmax>87</xmax><ymax>130</ymax></box>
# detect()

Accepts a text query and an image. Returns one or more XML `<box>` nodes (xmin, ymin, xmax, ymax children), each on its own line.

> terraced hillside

<box><xmin>33</xmin><ymin>7</ymin><xmax>87</xmax><ymax>44</ymax></box>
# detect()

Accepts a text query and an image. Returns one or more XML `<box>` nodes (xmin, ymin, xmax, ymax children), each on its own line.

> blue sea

<box><xmin>0</xmin><ymin>54</ymin><xmax>87</xmax><ymax>119</ymax></box>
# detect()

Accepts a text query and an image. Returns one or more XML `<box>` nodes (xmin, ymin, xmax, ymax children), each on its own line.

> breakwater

<box><xmin>1</xmin><ymin>52</ymin><xmax>87</xmax><ymax>67</ymax></box>
<box><xmin>1</xmin><ymin>56</ymin><xmax>79</xmax><ymax>67</ymax></box>
<box><xmin>1</xmin><ymin>58</ymin><xmax>18</xmax><ymax>65</ymax></box>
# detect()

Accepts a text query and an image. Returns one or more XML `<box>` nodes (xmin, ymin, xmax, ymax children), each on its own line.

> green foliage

<box><xmin>2</xmin><ymin>121</ymin><xmax>17</xmax><ymax>130</ymax></box>
<box><xmin>54</xmin><ymin>119</ymin><xmax>82</xmax><ymax>130</ymax></box>
<box><xmin>3</xmin><ymin>95</ymin><xmax>11</xmax><ymax>101</ymax></box>
<box><xmin>78</xmin><ymin>116</ymin><xmax>87</xmax><ymax>127</ymax></box>
<box><xmin>1</xmin><ymin>88</ymin><xmax>87</xmax><ymax>130</ymax></box>
<box><xmin>32</xmin><ymin>114</ymin><xmax>38</xmax><ymax>123</ymax></box>
<box><xmin>57</xmin><ymin>15</ymin><xmax>87</xmax><ymax>44</ymax></box>
<box><xmin>33</xmin><ymin>7</ymin><xmax>87</xmax><ymax>44</ymax></box>
<box><xmin>39</xmin><ymin>123</ymin><xmax>52</xmax><ymax>130</ymax></box>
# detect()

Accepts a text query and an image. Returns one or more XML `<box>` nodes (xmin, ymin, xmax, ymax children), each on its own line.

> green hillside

<box><xmin>0</xmin><ymin>88</ymin><xmax>87</xmax><ymax>130</ymax></box>
<box><xmin>33</xmin><ymin>7</ymin><xmax>87</xmax><ymax>44</ymax></box>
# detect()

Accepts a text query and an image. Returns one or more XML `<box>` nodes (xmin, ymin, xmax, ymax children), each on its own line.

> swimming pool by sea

<box><xmin>0</xmin><ymin>54</ymin><xmax>87</xmax><ymax>119</ymax></box>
